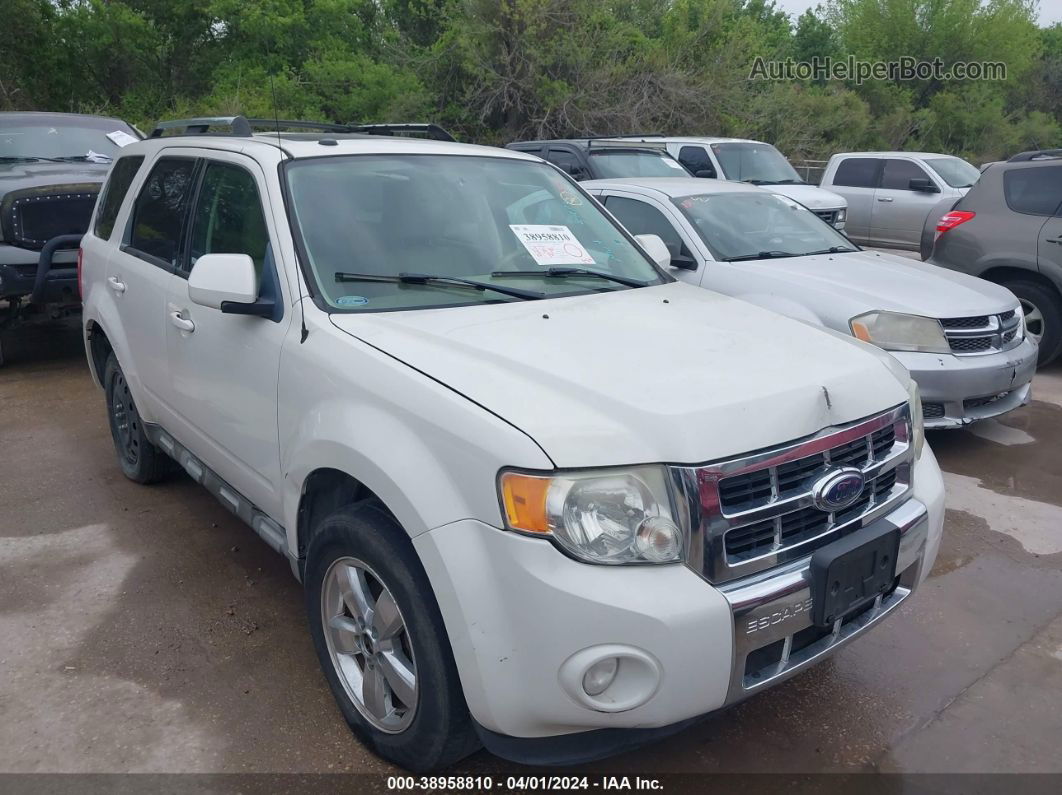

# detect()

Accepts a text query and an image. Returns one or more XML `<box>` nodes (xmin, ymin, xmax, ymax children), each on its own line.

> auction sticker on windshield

<box><xmin>510</xmin><ymin>224</ymin><xmax>595</xmax><ymax>266</ymax></box>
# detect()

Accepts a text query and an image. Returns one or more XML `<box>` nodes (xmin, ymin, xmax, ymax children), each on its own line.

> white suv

<box><xmin>79</xmin><ymin>117</ymin><xmax>945</xmax><ymax>771</ymax></box>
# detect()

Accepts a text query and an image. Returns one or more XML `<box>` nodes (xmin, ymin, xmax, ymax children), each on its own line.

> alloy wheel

<box><xmin>321</xmin><ymin>557</ymin><xmax>419</xmax><ymax>733</ymax></box>
<box><xmin>1019</xmin><ymin>298</ymin><xmax>1045</xmax><ymax>346</ymax></box>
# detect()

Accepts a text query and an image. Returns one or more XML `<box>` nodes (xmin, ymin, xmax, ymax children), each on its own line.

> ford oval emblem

<box><xmin>811</xmin><ymin>467</ymin><xmax>866</xmax><ymax>512</ymax></box>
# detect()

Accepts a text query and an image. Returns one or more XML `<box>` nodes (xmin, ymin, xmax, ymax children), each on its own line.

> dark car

<box><xmin>922</xmin><ymin>151</ymin><xmax>1062</xmax><ymax>365</ymax></box>
<box><xmin>505</xmin><ymin>138</ymin><xmax>692</xmax><ymax>181</ymax></box>
<box><xmin>0</xmin><ymin>112</ymin><xmax>141</xmax><ymax>364</ymax></box>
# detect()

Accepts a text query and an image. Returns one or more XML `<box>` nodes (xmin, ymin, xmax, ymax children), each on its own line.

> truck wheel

<box><xmin>1004</xmin><ymin>280</ymin><xmax>1062</xmax><ymax>366</ymax></box>
<box><xmin>103</xmin><ymin>353</ymin><xmax>170</xmax><ymax>484</ymax></box>
<box><xmin>305</xmin><ymin>502</ymin><xmax>479</xmax><ymax>772</ymax></box>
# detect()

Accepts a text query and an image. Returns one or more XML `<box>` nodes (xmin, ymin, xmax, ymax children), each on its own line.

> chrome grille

<box><xmin>940</xmin><ymin>311</ymin><xmax>1021</xmax><ymax>355</ymax></box>
<box><xmin>672</xmin><ymin>404</ymin><xmax>912</xmax><ymax>584</ymax></box>
<box><xmin>813</xmin><ymin>209</ymin><xmax>838</xmax><ymax>225</ymax></box>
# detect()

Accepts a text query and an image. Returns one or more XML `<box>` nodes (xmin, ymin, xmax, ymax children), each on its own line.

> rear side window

<box><xmin>545</xmin><ymin>148</ymin><xmax>586</xmax><ymax>178</ymax></box>
<box><xmin>833</xmin><ymin>157</ymin><xmax>880</xmax><ymax>188</ymax></box>
<box><xmin>94</xmin><ymin>155</ymin><xmax>143</xmax><ymax>240</ymax></box>
<box><xmin>128</xmin><ymin>157</ymin><xmax>197</xmax><ymax>266</ymax></box>
<box><xmin>604</xmin><ymin>195</ymin><xmax>685</xmax><ymax>256</ymax></box>
<box><xmin>678</xmin><ymin>146</ymin><xmax>716</xmax><ymax>177</ymax></box>
<box><xmin>880</xmin><ymin>159</ymin><xmax>931</xmax><ymax>190</ymax></box>
<box><xmin>1003</xmin><ymin>166</ymin><xmax>1062</xmax><ymax>216</ymax></box>
<box><xmin>187</xmin><ymin>162</ymin><xmax>269</xmax><ymax>275</ymax></box>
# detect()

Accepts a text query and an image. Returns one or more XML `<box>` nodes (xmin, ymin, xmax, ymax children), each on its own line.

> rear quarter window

<box><xmin>94</xmin><ymin>155</ymin><xmax>144</xmax><ymax>240</ymax></box>
<box><xmin>1003</xmin><ymin>166</ymin><xmax>1062</xmax><ymax>216</ymax></box>
<box><xmin>832</xmin><ymin>157</ymin><xmax>880</xmax><ymax>188</ymax></box>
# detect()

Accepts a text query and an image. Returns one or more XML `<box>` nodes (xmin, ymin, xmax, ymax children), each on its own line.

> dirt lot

<box><xmin>1</xmin><ymin>322</ymin><xmax>1060</xmax><ymax>777</ymax></box>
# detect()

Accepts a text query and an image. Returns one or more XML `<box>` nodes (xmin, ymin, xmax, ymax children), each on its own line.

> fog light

<box><xmin>582</xmin><ymin>657</ymin><xmax>619</xmax><ymax>696</ymax></box>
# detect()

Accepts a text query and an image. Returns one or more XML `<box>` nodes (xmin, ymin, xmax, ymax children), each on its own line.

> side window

<box><xmin>128</xmin><ymin>157</ymin><xmax>197</xmax><ymax>267</ymax></box>
<box><xmin>545</xmin><ymin>148</ymin><xmax>587</xmax><ymax>179</ymax></box>
<box><xmin>880</xmin><ymin>159</ymin><xmax>932</xmax><ymax>190</ymax></box>
<box><xmin>832</xmin><ymin>157</ymin><xmax>880</xmax><ymax>188</ymax></box>
<box><xmin>94</xmin><ymin>155</ymin><xmax>144</xmax><ymax>240</ymax></box>
<box><xmin>678</xmin><ymin>146</ymin><xmax>716</xmax><ymax>177</ymax></box>
<box><xmin>1003</xmin><ymin>166</ymin><xmax>1062</xmax><ymax>216</ymax></box>
<box><xmin>604</xmin><ymin>196</ymin><xmax>686</xmax><ymax>257</ymax></box>
<box><xmin>186</xmin><ymin>162</ymin><xmax>269</xmax><ymax>275</ymax></box>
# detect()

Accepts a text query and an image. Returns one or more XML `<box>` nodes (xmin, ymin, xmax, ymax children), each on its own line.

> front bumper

<box><xmin>414</xmin><ymin>447</ymin><xmax>945</xmax><ymax>762</ymax></box>
<box><xmin>892</xmin><ymin>340</ymin><xmax>1038</xmax><ymax>429</ymax></box>
<box><xmin>0</xmin><ymin>241</ymin><xmax>78</xmax><ymax>303</ymax></box>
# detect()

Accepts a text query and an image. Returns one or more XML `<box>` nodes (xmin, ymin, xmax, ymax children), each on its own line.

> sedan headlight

<box><xmin>908</xmin><ymin>379</ymin><xmax>925</xmax><ymax>459</ymax></box>
<box><xmin>499</xmin><ymin>466</ymin><xmax>685</xmax><ymax>564</ymax></box>
<box><xmin>850</xmin><ymin>311</ymin><xmax>950</xmax><ymax>354</ymax></box>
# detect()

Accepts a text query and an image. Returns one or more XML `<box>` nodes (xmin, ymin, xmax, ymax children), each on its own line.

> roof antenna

<box><xmin>266</xmin><ymin>57</ymin><xmax>309</xmax><ymax>342</ymax></box>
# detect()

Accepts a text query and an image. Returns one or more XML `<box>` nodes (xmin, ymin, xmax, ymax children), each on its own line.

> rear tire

<box><xmin>304</xmin><ymin>501</ymin><xmax>480</xmax><ymax>772</ymax></box>
<box><xmin>1003</xmin><ymin>279</ymin><xmax>1062</xmax><ymax>366</ymax></box>
<box><xmin>103</xmin><ymin>353</ymin><xmax>170</xmax><ymax>483</ymax></box>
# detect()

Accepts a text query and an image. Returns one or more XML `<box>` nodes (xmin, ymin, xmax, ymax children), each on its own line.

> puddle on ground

<box><xmin>943</xmin><ymin>472</ymin><xmax>1062</xmax><ymax>556</ymax></box>
<box><xmin>968</xmin><ymin>418</ymin><xmax>1035</xmax><ymax>446</ymax></box>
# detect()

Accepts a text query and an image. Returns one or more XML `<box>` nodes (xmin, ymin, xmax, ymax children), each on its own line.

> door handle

<box><xmin>1046</xmin><ymin>237</ymin><xmax>1062</xmax><ymax>245</ymax></box>
<box><xmin>107</xmin><ymin>276</ymin><xmax>126</xmax><ymax>293</ymax></box>
<box><xmin>876</xmin><ymin>197</ymin><xmax>894</xmax><ymax>202</ymax></box>
<box><xmin>169</xmin><ymin>311</ymin><xmax>195</xmax><ymax>333</ymax></box>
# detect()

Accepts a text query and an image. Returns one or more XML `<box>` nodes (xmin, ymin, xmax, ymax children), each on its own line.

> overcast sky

<box><xmin>772</xmin><ymin>0</ymin><xmax>1062</xmax><ymax>27</ymax></box>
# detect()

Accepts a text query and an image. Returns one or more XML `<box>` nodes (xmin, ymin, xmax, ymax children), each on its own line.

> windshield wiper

<box><xmin>334</xmin><ymin>271</ymin><xmax>544</xmax><ymax>300</ymax></box>
<box><xmin>490</xmin><ymin>267</ymin><xmax>649</xmax><ymax>288</ymax></box>
<box><xmin>803</xmin><ymin>246</ymin><xmax>859</xmax><ymax>255</ymax></box>
<box><xmin>0</xmin><ymin>155</ymin><xmax>64</xmax><ymax>163</ymax></box>
<box><xmin>722</xmin><ymin>251</ymin><xmax>800</xmax><ymax>262</ymax></box>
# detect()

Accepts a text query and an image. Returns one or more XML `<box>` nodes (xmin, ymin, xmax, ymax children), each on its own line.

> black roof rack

<box><xmin>345</xmin><ymin>123</ymin><xmax>455</xmax><ymax>142</ymax></box>
<box><xmin>1007</xmin><ymin>148</ymin><xmax>1062</xmax><ymax>162</ymax></box>
<box><xmin>149</xmin><ymin>115</ymin><xmax>456</xmax><ymax>141</ymax></box>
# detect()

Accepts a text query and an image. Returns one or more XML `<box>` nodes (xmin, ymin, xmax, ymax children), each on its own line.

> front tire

<box><xmin>305</xmin><ymin>502</ymin><xmax>480</xmax><ymax>772</ymax></box>
<box><xmin>103</xmin><ymin>353</ymin><xmax>170</xmax><ymax>483</ymax></box>
<box><xmin>1004</xmin><ymin>279</ymin><xmax>1062</xmax><ymax>366</ymax></box>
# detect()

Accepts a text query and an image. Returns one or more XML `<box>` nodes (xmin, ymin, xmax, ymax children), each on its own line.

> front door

<box><xmin>164</xmin><ymin>154</ymin><xmax>293</xmax><ymax>517</ymax></box>
<box><xmin>870</xmin><ymin>159</ymin><xmax>946</xmax><ymax>249</ymax></box>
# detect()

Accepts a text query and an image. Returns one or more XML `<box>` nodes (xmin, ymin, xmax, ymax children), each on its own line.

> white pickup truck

<box><xmin>79</xmin><ymin>117</ymin><xmax>945</xmax><ymax>771</ymax></box>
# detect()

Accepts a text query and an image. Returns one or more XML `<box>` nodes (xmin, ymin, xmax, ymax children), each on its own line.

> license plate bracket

<box><xmin>810</xmin><ymin>522</ymin><xmax>900</xmax><ymax>627</ymax></box>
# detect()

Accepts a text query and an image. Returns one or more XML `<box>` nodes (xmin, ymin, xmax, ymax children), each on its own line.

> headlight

<box><xmin>850</xmin><ymin>311</ymin><xmax>950</xmax><ymax>354</ymax></box>
<box><xmin>908</xmin><ymin>379</ymin><xmax>925</xmax><ymax>459</ymax></box>
<box><xmin>834</xmin><ymin>208</ymin><xmax>847</xmax><ymax>225</ymax></box>
<box><xmin>1014</xmin><ymin>304</ymin><xmax>1026</xmax><ymax>341</ymax></box>
<box><xmin>499</xmin><ymin>466</ymin><xmax>685</xmax><ymax>565</ymax></box>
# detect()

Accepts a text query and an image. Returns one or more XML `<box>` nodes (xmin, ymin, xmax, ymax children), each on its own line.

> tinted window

<box><xmin>1004</xmin><ymin>166</ymin><xmax>1062</xmax><ymax>216</ymax></box>
<box><xmin>678</xmin><ymin>146</ymin><xmax>716</xmax><ymax>176</ymax></box>
<box><xmin>880</xmin><ymin>159</ymin><xmax>932</xmax><ymax>190</ymax></box>
<box><xmin>187</xmin><ymin>162</ymin><xmax>268</xmax><ymax>275</ymax></box>
<box><xmin>128</xmin><ymin>158</ymin><xmax>196</xmax><ymax>266</ymax></box>
<box><xmin>925</xmin><ymin>157</ymin><xmax>980</xmax><ymax>188</ymax></box>
<box><xmin>833</xmin><ymin>157</ymin><xmax>880</xmax><ymax>188</ymax></box>
<box><xmin>94</xmin><ymin>155</ymin><xmax>143</xmax><ymax>239</ymax></box>
<box><xmin>604</xmin><ymin>196</ymin><xmax>685</xmax><ymax>257</ymax></box>
<box><xmin>545</xmin><ymin>148</ymin><xmax>585</xmax><ymax>177</ymax></box>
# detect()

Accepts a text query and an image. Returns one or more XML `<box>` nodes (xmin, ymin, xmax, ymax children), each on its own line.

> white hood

<box><xmin>331</xmin><ymin>282</ymin><xmax>907</xmax><ymax>468</ymax></box>
<box><xmin>767</xmin><ymin>183</ymin><xmax>847</xmax><ymax>211</ymax></box>
<box><xmin>736</xmin><ymin>249</ymin><xmax>1018</xmax><ymax>320</ymax></box>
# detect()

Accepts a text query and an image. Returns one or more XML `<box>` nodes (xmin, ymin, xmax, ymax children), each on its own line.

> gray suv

<box><xmin>924</xmin><ymin>152</ymin><xmax>1062</xmax><ymax>366</ymax></box>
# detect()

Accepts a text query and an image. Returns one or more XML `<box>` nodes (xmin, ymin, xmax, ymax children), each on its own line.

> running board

<box><xmin>146</xmin><ymin>424</ymin><xmax>295</xmax><ymax>574</ymax></box>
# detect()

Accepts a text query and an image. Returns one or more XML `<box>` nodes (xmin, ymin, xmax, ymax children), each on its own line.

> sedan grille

<box><xmin>674</xmin><ymin>405</ymin><xmax>913</xmax><ymax>583</ymax></box>
<box><xmin>940</xmin><ymin>311</ymin><xmax>1021</xmax><ymax>355</ymax></box>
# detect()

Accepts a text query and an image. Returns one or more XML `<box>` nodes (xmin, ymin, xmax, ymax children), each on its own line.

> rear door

<box><xmin>107</xmin><ymin>154</ymin><xmax>197</xmax><ymax>423</ymax></box>
<box><xmin>164</xmin><ymin>152</ymin><xmax>291</xmax><ymax>516</ymax></box>
<box><xmin>870</xmin><ymin>158</ymin><xmax>946</xmax><ymax>248</ymax></box>
<box><xmin>1027</xmin><ymin>165</ymin><xmax>1062</xmax><ymax>290</ymax></box>
<box><xmin>826</xmin><ymin>157</ymin><xmax>880</xmax><ymax>243</ymax></box>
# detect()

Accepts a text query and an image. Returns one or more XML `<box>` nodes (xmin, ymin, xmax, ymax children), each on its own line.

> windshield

<box><xmin>711</xmin><ymin>142</ymin><xmax>803</xmax><ymax>185</ymax></box>
<box><xmin>674</xmin><ymin>192</ymin><xmax>856</xmax><ymax>261</ymax></box>
<box><xmin>285</xmin><ymin>154</ymin><xmax>665</xmax><ymax>312</ymax></box>
<box><xmin>925</xmin><ymin>156</ymin><xmax>980</xmax><ymax>189</ymax></box>
<box><xmin>589</xmin><ymin>150</ymin><xmax>690</xmax><ymax>178</ymax></box>
<box><xmin>0</xmin><ymin>116</ymin><xmax>139</xmax><ymax>161</ymax></box>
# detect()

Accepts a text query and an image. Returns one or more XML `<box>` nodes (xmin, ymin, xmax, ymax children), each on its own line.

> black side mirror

<box><xmin>694</xmin><ymin>169</ymin><xmax>716</xmax><ymax>179</ymax></box>
<box><xmin>908</xmin><ymin>178</ymin><xmax>939</xmax><ymax>193</ymax></box>
<box><xmin>670</xmin><ymin>253</ymin><xmax>699</xmax><ymax>271</ymax></box>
